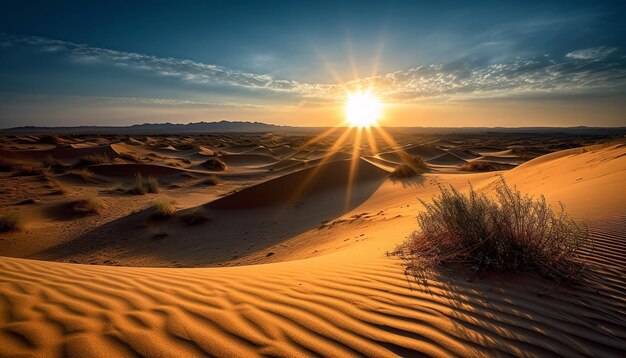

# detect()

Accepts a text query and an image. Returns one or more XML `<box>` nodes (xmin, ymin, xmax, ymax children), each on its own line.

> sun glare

<box><xmin>345</xmin><ymin>90</ymin><xmax>383</xmax><ymax>128</ymax></box>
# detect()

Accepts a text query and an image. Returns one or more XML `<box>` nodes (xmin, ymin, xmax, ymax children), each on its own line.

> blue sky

<box><xmin>1</xmin><ymin>0</ymin><xmax>625</xmax><ymax>127</ymax></box>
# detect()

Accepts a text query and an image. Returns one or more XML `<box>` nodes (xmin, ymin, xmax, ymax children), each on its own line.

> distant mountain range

<box><xmin>2</xmin><ymin>120</ymin><xmax>625</xmax><ymax>135</ymax></box>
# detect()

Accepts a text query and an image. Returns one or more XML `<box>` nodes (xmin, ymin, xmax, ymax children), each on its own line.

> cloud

<box><xmin>566</xmin><ymin>46</ymin><xmax>618</xmax><ymax>60</ymax></box>
<box><xmin>2</xmin><ymin>33</ymin><xmax>626</xmax><ymax>105</ymax></box>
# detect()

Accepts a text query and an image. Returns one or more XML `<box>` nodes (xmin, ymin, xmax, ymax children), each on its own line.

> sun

<box><xmin>345</xmin><ymin>90</ymin><xmax>383</xmax><ymax>128</ymax></box>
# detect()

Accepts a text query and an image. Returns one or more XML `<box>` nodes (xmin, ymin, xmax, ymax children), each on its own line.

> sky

<box><xmin>1</xmin><ymin>0</ymin><xmax>625</xmax><ymax>128</ymax></box>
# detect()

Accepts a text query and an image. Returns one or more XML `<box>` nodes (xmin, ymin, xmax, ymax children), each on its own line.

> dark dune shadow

<box><xmin>34</xmin><ymin>159</ymin><xmax>389</xmax><ymax>267</ymax></box>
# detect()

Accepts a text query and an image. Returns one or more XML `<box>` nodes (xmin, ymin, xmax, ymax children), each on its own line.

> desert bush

<box><xmin>390</xmin><ymin>177</ymin><xmax>590</xmax><ymax>283</ymax></box>
<box><xmin>179</xmin><ymin>207</ymin><xmax>208</xmax><ymax>225</ymax></box>
<box><xmin>42</xmin><ymin>155</ymin><xmax>67</xmax><ymax>172</ymax></box>
<box><xmin>201</xmin><ymin>157</ymin><xmax>227</xmax><ymax>171</ymax></box>
<box><xmin>461</xmin><ymin>161</ymin><xmax>499</xmax><ymax>172</ymax></box>
<box><xmin>68</xmin><ymin>168</ymin><xmax>94</xmax><ymax>182</ymax></box>
<box><xmin>0</xmin><ymin>211</ymin><xmax>23</xmax><ymax>232</ymax></box>
<box><xmin>75</xmin><ymin>153</ymin><xmax>110</xmax><ymax>167</ymax></box>
<box><xmin>390</xmin><ymin>164</ymin><xmax>420</xmax><ymax>178</ymax></box>
<box><xmin>391</xmin><ymin>154</ymin><xmax>429</xmax><ymax>179</ymax></box>
<box><xmin>402</xmin><ymin>154</ymin><xmax>429</xmax><ymax>172</ymax></box>
<box><xmin>151</xmin><ymin>200</ymin><xmax>176</xmax><ymax>219</ymax></box>
<box><xmin>127</xmin><ymin>174</ymin><xmax>159</xmax><ymax>194</ymax></box>
<box><xmin>73</xmin><ymin>196</ymin><xmax>103</xmax><ymax>214</ymax></box>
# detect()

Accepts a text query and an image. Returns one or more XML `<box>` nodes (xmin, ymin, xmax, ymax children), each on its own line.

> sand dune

<box><xmin>426</xmin><ymin>152</ymin><xmax>468</xmax><ymax>166</ymax></box>
<box><xmin>1</xmin><ymin>141</ymin><xmax>625</xmax><ymax>357</ymax></box>
<box><xmin>0</xmin><ymin>144</ymin><xmax>119</xmax><ymax>162</ymax></box>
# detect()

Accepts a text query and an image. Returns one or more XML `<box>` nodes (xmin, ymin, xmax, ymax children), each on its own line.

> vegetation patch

<box><xmin>76</xmin><ymin>153</ymin><xmax>110</xmax><ymax>167</ymax></box>
<box><xmin>127</xmin><ymin>174</ymin><xmax>160</xmax><ymax>194</ymax></box>
<box><xmin>390</xmin><ymin>177</ymin><xmax>590</xmax><ymax>283</ymax></box>
<box><xmin>151</xmin><ymin>200</ymin><xmax>176</xmax><ymax>219</ymax></box>
<box><xmin>391</xmin><ymin>154</ymin><xmax>429</xmax><ymax>179</ymax></box>
<box><xmin>73</xmin><ymin>196</ymin><xmax>103</xmax><ymax>214</ymax></box>
<box><xmin>0</xmin><ymin>212</ymin><xmax>24</xmax><ymax>232</ymax></box>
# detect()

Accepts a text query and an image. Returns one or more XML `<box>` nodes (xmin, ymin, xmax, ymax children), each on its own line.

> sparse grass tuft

<box><xmin>42</xmin><ymin>155</ymin><xmax>67</xmax><ymax>172</ymax></box>
<box><xmin>391</xmin><ymin>154</ymin><xmax>429</xmax><ymax>179</ymax></box>
<box><xmin>151</xmin><ymin>200</ymin><xmax>176</xmax><ymax>219</ymax></box>
<box><xmin>75</xmin><ymin>153</ymin><xmax>110</xmax><ymax>167</ymax></box>
<box><xmin>390</xmin><ymin>164</ymin><xmax>420</xmax><ymax>178</ymax></box>
<box><xmin>403</xmin><ymin>154</ymin><xmax>429</xmax><ymax>172</ymax></box>
<box><xmin>68</xmin><ymin>168</ymin><xmax>94</xmax><ymax>182</ymax></box>
<box><xmin>390</xmin><ymin>176</ymin><xmax>590</xmax><ymax>283</ymax></box>
<box><xmin>127</xmin><ymin>174</ymin><xmax>159</xmax><ymax>194</ymax></box>
<box><xmin>201</xmin><ymin>157</ymin><xmax>227</xmax><ymax>171</ymax></box>
<box><xmin>73</xmin><ymin>196</ymin><xmax>103</xmax><ymax>214</ymax></box>
<box><xmin>0</xmin><ymin>211</ymin><xmax>24</xmax><ymax>232</ymax></box>
<box><xmin>461</xmin><ymin>161</ymin><xmax>499</xmax><ymax>172</ymax></box>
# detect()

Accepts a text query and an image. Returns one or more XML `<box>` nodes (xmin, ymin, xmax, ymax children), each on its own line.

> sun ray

<box><xmin>344</xmin><ymin>126</ymin><xmax>363</xmax><ymax>209</ymax></box>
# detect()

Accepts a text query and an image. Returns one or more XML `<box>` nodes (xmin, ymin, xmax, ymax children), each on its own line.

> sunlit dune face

<box><xmin>345</xmin><ymin>90</ymin><xmax>382</xmax><ymax>128</ymax></box>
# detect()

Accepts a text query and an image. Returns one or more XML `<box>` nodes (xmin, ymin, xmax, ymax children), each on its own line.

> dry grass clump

<box><xmin>390</xmin><ymin>164</ymin><xmax>420</xmax><ymax>178</ymax></box>
<box><xmin>179</xmin><ymin>207</ymin><xmax>208</xmax><ymax>225</ymax></box>
<box><xmin>68</xmin><ymin>168</ymin><xmax>94</xmax><ymax>182</ymax></box>
<box><xmin>127</xmin><ymin>174</ymin><xmax>159</xmax><ymax>194</ymax></box>
<box><xmin>151</xmin><ymin>200</ymin><xmax>176</xmax><ymax>219</ymax></box>
<box><xmin>403</xmin><ymin>154</ymin><xmax>429</xmax><ymax>172</ymax></box>
<box><xmin>461</xmin><ymin>161</ymin><xmax>500</xmax><ymax>172</ymax></box>
<box><xmin>390</xmin><ymin>177</ymin><xmax>590</xmax><ymax>283</ymax></box>
<box><xmin>73</xmin><ymin>196</ymin><xmax>103</xmax><ymax>214</ymax></box>
<box><xmin>201</xmin><ymin>157</ymin><xmax>227</xmax><ymax>171</ymax></box>
<box><xmin>0</xmin><ymin>212</ymin><xmax>24</xmax><ymax>232</ymax></box>
<box><xmin>391</xmin><ymin>154</ymin><xmax>429</xmax><ymax>179</ymax></box>
<box><xmin>42</xmin><ymin>155</ymin><xmax>68</xmax><ymax>172</ymax></box>
<box><xmin>76</xmin><ymin>153</ymin><xmax>110</xmax><ymax>167</ymax></box>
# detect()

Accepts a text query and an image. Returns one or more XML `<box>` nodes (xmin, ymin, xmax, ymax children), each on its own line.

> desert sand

<box><xmin>0</xmin><ymin>132</ymin><xmax>625</xmax><ymax>357</ymax></box>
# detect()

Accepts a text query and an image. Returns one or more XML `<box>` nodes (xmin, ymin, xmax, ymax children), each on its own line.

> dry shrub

<box><xmin>68</xmin><ymin>168</ymin><xmax>94</xmax><ymax>182</ymax></box>
<box><xmin>402</xmin><ymin>154</ymin><xmax>429</xmax><ymax>172</ymax></box>
<box><xmin>0</xmin><ymin>211</ymin><xmax>23</xmax><ymax>232</ymax></box>
<box><xmin>151</xmin><ymin>200</ymin><xmax>176</xmax><ymax>219</ymax></box>
<box><xmin>42</xmin><ymin>155</ymin><xmax>67</xmax><ymax>172</ymax></box>
<box><xmin>391</xmin><ymin>154</ymin><xmax>429</xmax><ymax>179</ymax></box>
<box><xmin>127</xmin><ymin>174</ymin><xmax>159</xmax><ymax>194</ymax></box>
<box><xmin>201</xmin><ymin>157</ymin><xmax>227</xmax><ymax>171</ymax></box>
<box><xmin>390</xmin><ymin>177</ymin><xmax>590</xmax><ymax>283</ymax></box>
<box><xmin>461</xmin><ymin>161</ymin><xmax>500</xmax><ymax>172</ymax></box>
<box><xmin>73</xmin><ymin>196</ymin><xmax>103</xmax><ymax>214</ymax></box>
<box><xmin>76</xmin><ymin>153</ymin><xmax>110</xmax><ymax>167</ymax></box>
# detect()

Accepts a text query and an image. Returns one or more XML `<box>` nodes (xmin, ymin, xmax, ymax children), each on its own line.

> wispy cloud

<box><xmin>2</xmin><ymin>33</ymin><xmax>626</xmax><ymax>105</ymax></box>
<box><xmin>566</xmin><ymin>46</ymin><xmax>618</xmax><ymax>61</ymax></box>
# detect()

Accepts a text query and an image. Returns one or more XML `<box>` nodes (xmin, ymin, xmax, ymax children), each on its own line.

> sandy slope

<box><xmin>1</xmin><ymin>145</ymin><xmax>625</xmax><ymax>357</ymax></box>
